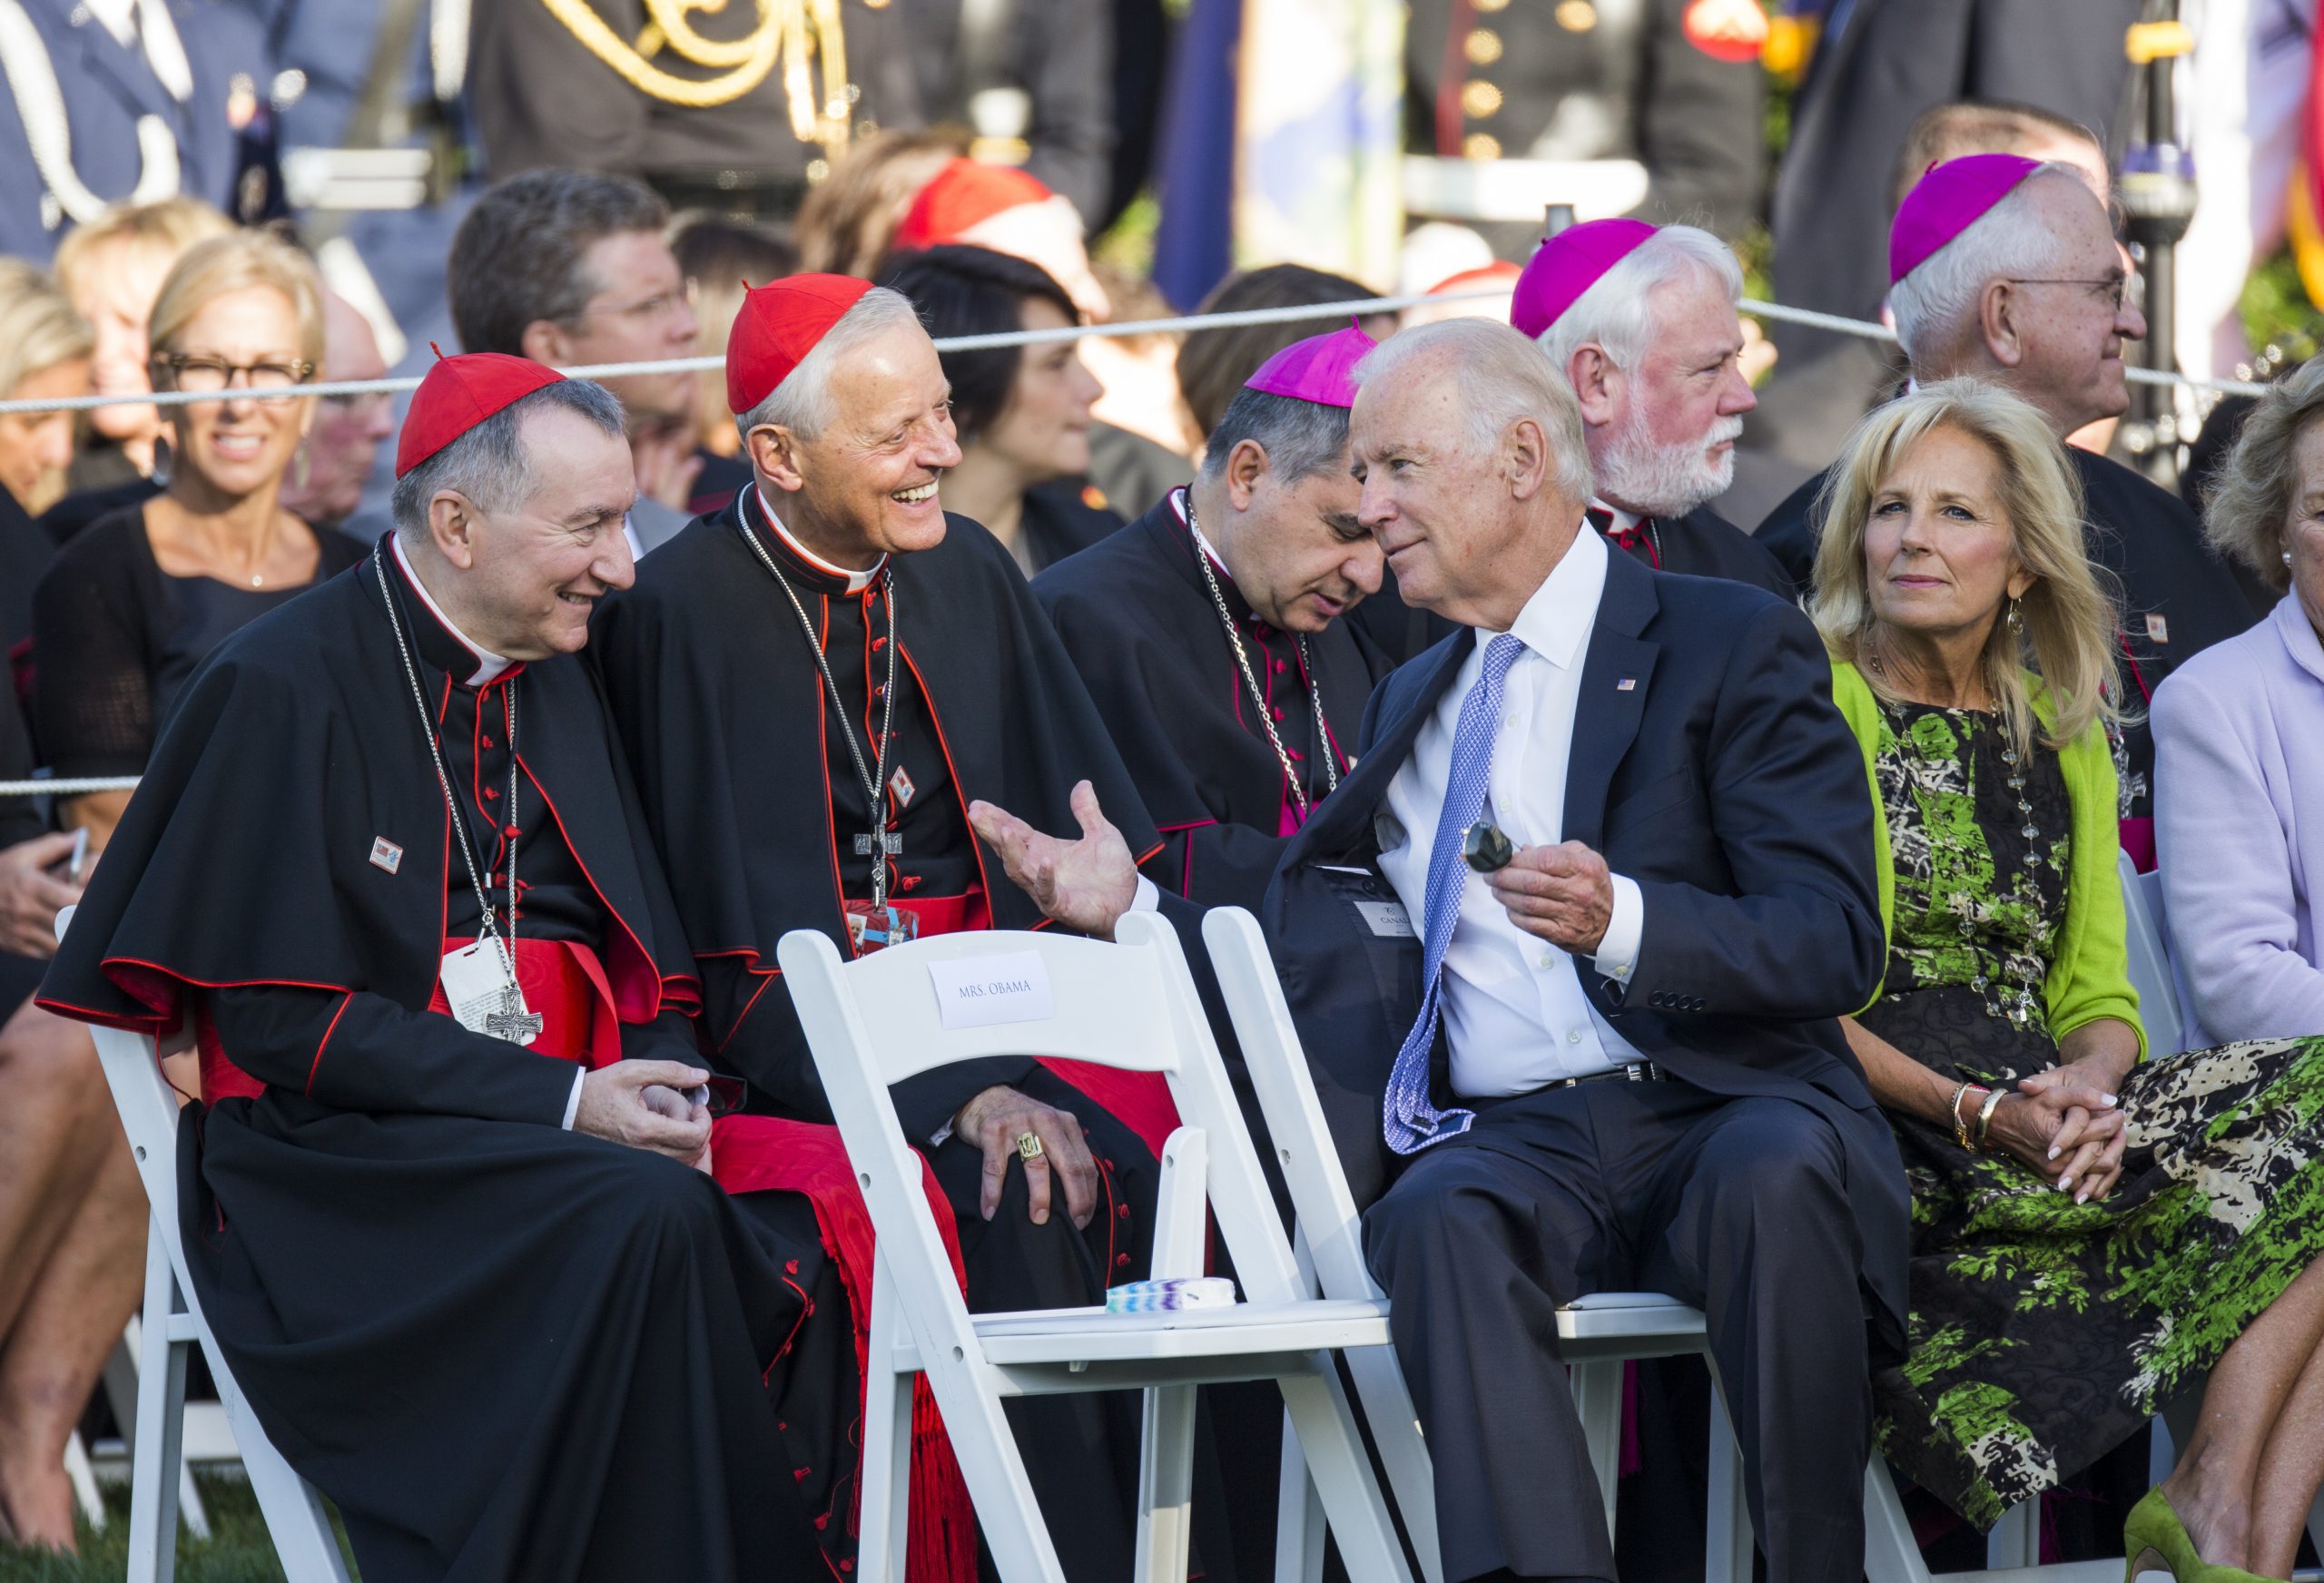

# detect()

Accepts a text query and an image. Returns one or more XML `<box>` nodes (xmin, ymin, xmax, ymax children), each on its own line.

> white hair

<box><xmin>1888</xmin><ymin>162</ymin><xmax>2079</xmax><ymax>368</ymax></box>
<box><xmin>1532</xmin><ymin>225</ymin><xmax>1743</xmax><ymax>379</ymax></box>
<box><xmin>1354</xmin><ymin>318</ymin><xmax>1593</xmax><ymax>501</ymax></box>
<box><xmin>734</xmin><ymin>285</ymin><xmax>924</xmax><ymax>444</ymax></box>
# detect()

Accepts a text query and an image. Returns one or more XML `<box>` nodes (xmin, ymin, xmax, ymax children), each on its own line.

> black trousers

<box><xmin>1363</xmin><ymin>1078</ymin><xmax>1871</xmax><ymax>1583</ymax></box>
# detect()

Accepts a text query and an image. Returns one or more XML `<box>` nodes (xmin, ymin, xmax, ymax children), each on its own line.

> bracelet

<box><xmin>1974</xmin><ymin>1087</ymin><xmax>2008</xmax><ymax>1150</ymax></box>
<box><xmin>1948</xmin><ymin>1082</ymin><xmax>1987</xmax><ymax>1150</ymax></box>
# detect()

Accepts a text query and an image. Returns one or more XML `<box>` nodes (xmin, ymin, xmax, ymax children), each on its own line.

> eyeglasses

<box><xmin>573</xmin><ymin>280</ymin><xmax>698</xmax><ymax>324</ymax></box>
<box><xmin>153</xmin><ymin>354</ymin><xmax>318</xmax><ymax>393</ymax></box>
<box><xmin>2002</xmin><ymin>275</ymin><xmax>2138</xmax><ymax>313</ymax></box>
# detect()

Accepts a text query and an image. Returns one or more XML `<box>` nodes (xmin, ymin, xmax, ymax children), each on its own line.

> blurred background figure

<box><xmin>33</xmin><ymin>229</ymin><xmax>362</xmax><ymax>852</ymax></box>
<box><xmin>1176</xmin><ymin>264</ymin><xmax>1396</xmax><ymax>442</ymax></box>
<box><xmin>794</xmin><ymin>127</ymin><xmax>973</xmax><ymax>277</ymax></box>
<box><xmin>448</xmin><ymin>170</ymin><xmax>707</xmax><ymax>552</ymax></box>
<box><xmin>667</xmin><ymin>211</ymin><xmax>799</xmax><ymax>513</ymax></box>
<box><xmin>275</xmin><ymin>290</ymin><xmax>393</xmax><ymax>534</ymax></box>
<box><xmin>1403</xmin><ymin>0</ymin><xmax>1768</xmax><ymax>257</ymax></box>
<box><xmin>877</xmin><ymin>243</ymin><xmax>1116</xmax><ymax>574</ymax></box>
<box><xmin>886</xmin><ymin>158</ymin><xmax>1112</xmax><ymax>321</ymax></box>
<box><xmin>46</xmin><ymin>197</ymin><xmax>233</xmax><ymax>528</ymax></box>
<box><xmin>0</xmin><ymin>0</ymin><xmax>276</xmax><ymax>264</ymax></box>
<box><xmin>0</xmin><ymin>264</ymin><xmax>91</xmax><ymax>663</ymax></box>
<box><xmin>1079</xmin><ymin>264</ymin><xmax>1199</xmax><ymax>512</ymax></box>
<box><xmin>1758</xmin><ymin>0</ymin><xmax>2144</xmax><ymax>470</ymax></box>
<box><xmin>468</xmin><ymin>0</ymin><xmax>1113</xmax><ymax>227</ymax></box>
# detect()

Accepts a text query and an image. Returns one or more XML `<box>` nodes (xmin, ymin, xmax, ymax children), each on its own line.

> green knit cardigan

<box><xmin>1828</xmin><ymin>659</ymin><xmax>2145</xmax><ymax>1057</ymax></box>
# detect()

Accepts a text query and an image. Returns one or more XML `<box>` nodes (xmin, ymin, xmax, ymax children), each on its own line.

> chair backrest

<box><xmin>53</xmin><ymin>907</ymin><xmax>187</xmax><ymax>1221</ymax></box>
<box><xmin>776</xmin><ymin>915</ymin><xmax>1312</xmax><ymax>1360</ymax></box>
<box><xmin>2116</xmin><ymin>848</ymin><xmax>2186</xmax><ymax>1058</ymax></box>
<box><xmin>1199</xmin><ymin>908</ymin><xmax>1381</xmax><ymax>1305</ymax></box>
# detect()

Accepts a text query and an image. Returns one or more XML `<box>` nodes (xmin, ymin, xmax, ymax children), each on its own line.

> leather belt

<box><xmin>1551</xmin><ymin>1060</ymin><xmax>1664</xmax><ymax>1090</ymax></box>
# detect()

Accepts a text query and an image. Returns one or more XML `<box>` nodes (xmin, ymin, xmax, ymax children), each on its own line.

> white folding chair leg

<box><xmin>1273</xmin><ymin>1410</ymin><xmax>1327</xmax><ymax>1583</ymax></box>
<box><xmin>64</xmin><ymin>1431</ymin><xmax>104</xmax><ymax>1532</ymax></box>
<box><xmin>1704</xmin><ymin>1383</ymin><xmax>1754</xmax><ymax>1583</ymax></box>
<box><xmin>1340</xmin><ymin>1344</ymin><xmax>1442</xmax><ymax>1583</ymax></box>
<box><xmin>127</xmin><ymin>1229</ymin><xmax>186</xmax><ymax>1583</ymax></box>
<box><xmin>1275</xmin><ymin>1364</ymin><xmax>1412</xmax><ymax>1583</ymax></box>
<box><xmin>1988</xmin><ymin>1499</ymin><xmax>2041</xmax><ymax>1568</ymax></box>
<box><xmin>1568</xmin><ymin>1359</ymin><xmax>1624</xmax><ymax>1540</ymax></box>
<box><xmin>1136</xmin><ymin>1127</ymin><xmax>1209</xmax><ymax>1583</ymax></box>
<box><xmin>112</xmin><ymin>1317</ymin><xmax>211</xmax><ymax>1539</ymax></box>
<box><xmin>858</xmin><ymin>1261</ymin><xmax>914</xmax><ymax>1583</ymax></box>
<box><xmin>1863</xmin><ymin>1457</ymin><xmax>1934</xmax><ymax>1583</ymax></box>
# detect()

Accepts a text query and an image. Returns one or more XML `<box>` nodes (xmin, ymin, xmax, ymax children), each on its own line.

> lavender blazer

<box><xmin>2152</xmin><ymin>593</ymin><xmax>2324</xmax><ymax>1044</ymax></box>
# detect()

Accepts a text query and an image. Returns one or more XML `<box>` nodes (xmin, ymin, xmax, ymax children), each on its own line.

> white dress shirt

<box><xmin>1375</xmin><ymin>526</ymin><xmax>1647</xmax><ymax>1096</ymax></box>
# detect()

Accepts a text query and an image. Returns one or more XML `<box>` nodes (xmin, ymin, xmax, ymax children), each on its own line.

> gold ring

<box><xmin>1015</xmin><ymin>1131</ymin><xmax>1045</xmax><ymax>1162</ymax></box>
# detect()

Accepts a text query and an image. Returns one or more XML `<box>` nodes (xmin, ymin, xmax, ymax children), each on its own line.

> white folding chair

<box><xmin>57</xmin><ymin>908</ymin><xmax>350</xmax><ymax>1583</ymax></box>
<box><xmin>2117</xmin><ymin>850</ymin><xmax>2188</xmax><ymax>1059</ymax></box>
<box><xmin>1201</xmin><ymin>905</ymin><xmax>2122</xmax><ymax>1583</ymax></box>
<box><xmin>778</xmin><ymin>910</ymin><xmax>1413</xmax><ymax>1583</ymax></box>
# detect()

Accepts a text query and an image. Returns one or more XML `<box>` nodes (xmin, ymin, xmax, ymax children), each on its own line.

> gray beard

<box><xmin>1595</xmin><ymin>410</ymin><xmax>1741</xmax><ymax>519</ymax></box>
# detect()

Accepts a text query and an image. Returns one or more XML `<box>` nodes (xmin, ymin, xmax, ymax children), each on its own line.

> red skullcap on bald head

<box><xmin>725</xmin><ymin>273</ymin><xmax>877</xmax><ymax>416</ymax></box>
<box><xmin>396</xmin><ymin>351</ymin><xmax>565</xmax><ymax>478</ymax></box>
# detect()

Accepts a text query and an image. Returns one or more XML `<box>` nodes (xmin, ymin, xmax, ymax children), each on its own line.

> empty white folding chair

<box><xmin>60</xmin><ymin>909</ymin><xmax>350</xmax><ymax>1583</ymax></box>
<box><xmin>778</xmin><ymin>910</ymin><xmax>1413</xmax><ymax>1583</ymax></box>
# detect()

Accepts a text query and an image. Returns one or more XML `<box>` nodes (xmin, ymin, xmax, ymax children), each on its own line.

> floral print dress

<box><xmin>1859</xmin><ymin>701</ymin><xmax>2324</xmax><ymax>1529</ymax></box>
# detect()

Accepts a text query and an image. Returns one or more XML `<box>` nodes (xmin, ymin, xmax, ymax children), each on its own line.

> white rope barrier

<box><xmin>0</xmin><ymin>777</ymin><xmax>139</xmax><ymax>795</ymax></box>
<box><xmin>0</xmin><ymin>287</ymin><xmax>2268</xmax><ymax>415</ymax></box>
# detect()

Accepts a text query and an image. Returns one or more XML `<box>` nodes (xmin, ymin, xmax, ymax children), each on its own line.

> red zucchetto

<box><xmin>395</xmin><ymin>351</ymin><xmax>565</xmax><ymax>478</ymax></box>
<box><xmin>1510</xmin><ymin>218</ymin><xmax>1659</xmax><ymax>340</ymax></box>
<box><xmin>1244</xmin><ymin>320</ymin><xmax>1377</xmax><ymax>409</ymax></box>
<box><xmin>724</xmin><ymin>273</ymin><xmax>876</xmax><ymax>416</ymax></box>
<box><xmin>891</xmin><ymin>159</ymin><xmax>1056</xmax><ymax>252</ymax></box>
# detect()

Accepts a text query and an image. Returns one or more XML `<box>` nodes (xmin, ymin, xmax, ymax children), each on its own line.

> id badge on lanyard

<box><xmin>844</xmin><ymin>900</ymin><xmax>919</xmax><ymax>956</ymax></box>
<box><xmin>440</xmin><ymin>938</ymin><xmax>541</xmax><ymax>1045</ymax></box>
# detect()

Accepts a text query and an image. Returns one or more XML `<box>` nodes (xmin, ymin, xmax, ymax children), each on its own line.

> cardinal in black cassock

<box><xmin>36</xmin><ymin>357</ymin><xmax>832</xmax><ymax>1582</ymax></box>
<box><xmin>1512</xmin><ymin>217</ymin><xmax>1795</xmax><ymax>601</ymax></box>
<box><xmin>1035</xmin><ymin>323</ymin><xmax>1395</xmax><ymax>912</ymax></box>
<box><xmin>591</xmin><ymin>275</ymin><xmax>1209</xmax><ymax>1582</ymax></box>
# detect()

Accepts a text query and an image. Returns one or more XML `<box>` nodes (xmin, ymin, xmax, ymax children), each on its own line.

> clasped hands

<box><xmin>1974</xmin><ymin>1058</ymin><xmax>2131</xmax><ymax>1204</ymax></box>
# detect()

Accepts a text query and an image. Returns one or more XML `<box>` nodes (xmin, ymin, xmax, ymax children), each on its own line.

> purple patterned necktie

<box><xmin>1383</xmin><ymin>633</ymin><xmax>1528</xmax><ymax>1154</ymax></box>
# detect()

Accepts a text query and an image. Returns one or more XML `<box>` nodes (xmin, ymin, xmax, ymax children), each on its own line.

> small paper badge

<box><xmin>888</xmin><ymin>764</ymin><xmax>917</xmax><ymax>809</ymax></box>
<box><xmin>369</xmin><ymin>838</ymin><xmax>404</xmax><ymax>874</ymax></box>
<box><xmin>1616</xmin><ymin>677</ymin><xmax>1638</xmax><ymax>692</ymax></box>
<box><xmin>2145</xmin><ymin>613</ymin><xmax>2170</xmax><ymax>644</ymax></box>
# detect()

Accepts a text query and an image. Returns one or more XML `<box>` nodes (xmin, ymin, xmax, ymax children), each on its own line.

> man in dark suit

<box><xmin>1281</xmin><ymin>319</ymin><xmax>1902</xmax><ymax>1583</ymax></box>
<box><xmin>970</xmin><ymin>319</ymin><xmax>1908</xmax><ymax>1583</ymax></box>
<box><xmin>1515</xmin><ymin>217</ymin><xmax>1793</xmax><ymax>599</ymax></box>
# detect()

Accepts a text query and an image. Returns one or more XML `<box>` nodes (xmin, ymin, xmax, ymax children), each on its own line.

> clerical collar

<box><xmin>752</xmin><ymin>486</ymin><xmax>885</xmax><ymax>595</ymax></box>
<box><xmin>1589</xmin><ymin>497</ymin><xmax>1644</xmax><ymax>536</ymax></box>
<box><xmin>387</xmin><ymin>535</ymin><xmax>517</xmax><ymax>687</ymax></box>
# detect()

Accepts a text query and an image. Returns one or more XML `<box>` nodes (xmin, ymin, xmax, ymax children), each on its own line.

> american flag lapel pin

<box><xmin>1616</xmin><ymin>677</ymin><xmax>1638</xmax><ymax>693</ymax></box>
<box><xmin>369</xmin><ymin>837</ymin><xmax>404</xmax><ymax>874</ymax></box>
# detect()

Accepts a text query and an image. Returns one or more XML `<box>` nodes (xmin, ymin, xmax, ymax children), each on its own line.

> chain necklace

<box><xmin>736</xmin><ymin>516</ymin><xmax>901</xmax><ymax>908</ymax></box>
<box><xmin>373</xmin><ymin>553</ymin><xmax>537</xmax><ymax>1042</ymax></box>
<box><xmin>1183</xmin><ymin>497</ymin><xmax>1340</xmax><ymax>817</ymax></box>
<box><xmin>1866</xmin><ymin>644</ymin><xmax>2047</xmax><ymax>1027</ymax></box>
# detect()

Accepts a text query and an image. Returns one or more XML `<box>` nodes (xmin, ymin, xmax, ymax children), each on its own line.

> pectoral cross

<box><xmin>486</xmin><ymin>985</ymin><xmax>544</xmax><ymax>1046</ymax></box>
<box><xmin>853</xmin><ymin>832</ymin><xmax>903</xmax><ymax>857</ymax></box>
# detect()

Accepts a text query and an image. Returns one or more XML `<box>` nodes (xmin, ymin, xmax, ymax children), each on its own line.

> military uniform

<box><xmin>1405</xmin><ymin>0</ymin><xmax>1767</xmax><ymax>251</ymax></box>
<box><xmin>0</xmin><ymin>0</ymin><xmax>273</xmax><ymax>263</ymax></box>
<box><xmin>468</xmin><ymin>0</ymin><xmax>1112</xmax><ymax>224</ymax></box>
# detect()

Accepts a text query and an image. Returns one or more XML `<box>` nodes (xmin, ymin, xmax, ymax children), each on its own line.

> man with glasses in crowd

<box><xmin>281</xmin><ymin>290</ymin><xmax>398</xmax><ymax>534</ymax></box>
<box><xmin>447</xmin><ymin>170</ymin><xmax>722</xmax><ymax>555</ymax></box>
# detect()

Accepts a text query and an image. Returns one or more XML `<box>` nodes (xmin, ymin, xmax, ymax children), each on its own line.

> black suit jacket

<box><xmin>1259</xmin><ymin>549</ymin><xmax>1909</xmax><ymax>1352</ymax></box>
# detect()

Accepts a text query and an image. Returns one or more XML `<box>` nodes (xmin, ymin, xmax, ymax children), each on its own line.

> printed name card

<box><xmin>929</xmin><ymin>951</ymin><xmax>1055</xmax><ymax>1029</ymax></box>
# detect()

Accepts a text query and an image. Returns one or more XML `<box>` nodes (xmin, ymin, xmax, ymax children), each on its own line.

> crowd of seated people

<box><xmin>4</xmin><ymin>110</ymin><xmax>2324</xmax><ymax>1583</ymax></box>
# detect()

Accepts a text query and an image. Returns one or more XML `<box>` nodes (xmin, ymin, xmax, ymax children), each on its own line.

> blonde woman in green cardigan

<box><xmin>1810</xmin><ymin>378</ymin><xmax>2324</xmax><ymax>1582</ymax></box>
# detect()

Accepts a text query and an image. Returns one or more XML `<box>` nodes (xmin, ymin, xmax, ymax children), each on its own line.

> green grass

<box><xmin>0</xmin><ymin>1475</ymin><xmax>355</xmax><ymax>1583</ymax></box>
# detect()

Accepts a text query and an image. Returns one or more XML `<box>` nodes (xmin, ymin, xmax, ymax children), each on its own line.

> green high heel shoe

<box><xmin>2122</xmin><ymin>1488</ymin><xmax>2271</xmax><ymax>1583</ymax></box>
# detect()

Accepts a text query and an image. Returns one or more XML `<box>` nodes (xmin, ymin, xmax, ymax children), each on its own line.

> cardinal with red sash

<box><xmin>36</xmin><ymin>357</ymin><xmax>833</xmax><ymax>1583</ymax></box>
<box><xmin>591</xmin><ymin>276</ymin><xmax>1210</xmax><ymax>1581</ymax></box>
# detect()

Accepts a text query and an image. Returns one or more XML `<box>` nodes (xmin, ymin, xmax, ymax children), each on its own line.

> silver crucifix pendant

<box><xmin>853</xmin><ymin>832</ymin><xmax>903</xmax><ymax>857</ymax></box>
<box><xmin>485</xmin><ymin>984</ymin><xmax>544</xmax><ymax>1046</ymax></box>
